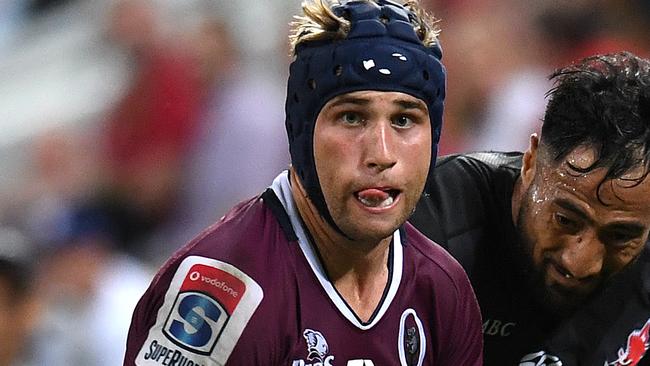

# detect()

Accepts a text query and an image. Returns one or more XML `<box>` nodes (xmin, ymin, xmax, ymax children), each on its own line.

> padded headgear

<box><xmin>285</xmin><ymin>0</ymin><xmax>446</xmax><ymax>234</ymax></box>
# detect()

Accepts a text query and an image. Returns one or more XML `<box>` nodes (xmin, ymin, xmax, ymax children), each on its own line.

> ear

<box><xmin>521</xmin><ymin>134</ymin><xmax>539</xmax><ymax>187</ymax></box>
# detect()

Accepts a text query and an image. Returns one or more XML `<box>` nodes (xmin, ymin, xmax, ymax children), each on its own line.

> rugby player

<box><xmin>411</xmin><ymin>51</ymin><xmax>650</xmax><ymax>366</ymax></box>
<box><xmin>124</xmin><ymin>1</ymin><xmax>483</xmax><ymax>365</ymax></box>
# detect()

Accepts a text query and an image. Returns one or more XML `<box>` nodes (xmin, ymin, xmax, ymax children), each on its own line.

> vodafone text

<box><xmin>190</xmin><ymin>271</ymin><xmax>239</xmax><ymax>298</ymax></box>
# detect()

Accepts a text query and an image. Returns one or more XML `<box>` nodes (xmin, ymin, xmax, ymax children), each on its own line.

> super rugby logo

<box><xmin>606</xmin><ymin>319</ymin><xmax>650</xmax><ymax>366</ymax></box>
<box><xmin>163</xmin><ymin>264</ymin><xmax>247</xmax><ymax>355</ymax></box>
<box><xmin>135</xmin><ymin>256</ymin><xmax>263</xmax><ymax>366</ymax></box>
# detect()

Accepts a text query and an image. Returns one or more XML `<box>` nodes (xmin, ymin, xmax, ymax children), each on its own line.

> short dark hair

<box><xmin>541</xmin><ymin>52</ymin><xmax>650</xmax><ymax>195</ymax></box>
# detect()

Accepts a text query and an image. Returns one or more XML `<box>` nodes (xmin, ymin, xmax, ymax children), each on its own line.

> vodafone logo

<box><xmin>190</xmin><ymin>271</ymin><xmax>201</xmax><ymax>281</ymax></box>
<box><xmin>189</xmin><ymin>271</ymin><xmax>239</xmax><ymax>298</ymax></box>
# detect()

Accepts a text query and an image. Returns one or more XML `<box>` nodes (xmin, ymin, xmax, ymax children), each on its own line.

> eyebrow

<box><xmin>556</xmin><ymin>198</ymin><xmax>645</xmax><ymax>234</ymax></box>
<box><xmin>327</xmin><ymin>96</ymin><xmax>370</xmax><ymax>108</ymax></box>
<box><xmin>607</xmin><ymin>223</ymin><xmax>645</xmax><ymax>237</ymax></box>
<box><xmin>395</xmin><ymin>99</ymin><xmax>428</xmax><ymax>113</ymax></box>
<box><xmin>326</xmin><ymin>96</ymin><xmax>428</xmax><ymax>113</ymax></box>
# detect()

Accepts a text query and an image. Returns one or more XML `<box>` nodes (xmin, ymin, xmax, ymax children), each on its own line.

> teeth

<box><xmin>358</xmin><ymin>194</ymin><xmax>394</xmax><ymax>208</ymax></box>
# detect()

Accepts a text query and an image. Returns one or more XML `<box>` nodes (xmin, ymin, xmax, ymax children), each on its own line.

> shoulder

<box><xmin>126</xmin><ymin>195</ymin><xmax>286</xmax><ymax>365</ymax></box>
<box><xmin>433</xmin><ymin>151</ymin><xmax>522</xmax><ymax>190</ymax></box>
<box><xmin>402</xmin><ymin>223</ymin><xmax>472</xmax><ymax>294</ymax></box>
<box><xmin>410</xmin><ymin>152</ymin><xmax>521</xmax><ymax>247</ymax></box>
<box><xmin>155</xmin><ymin>193</ymin><xmax>289</xmax><ymax>292</ymax></box>
<box><xmin>401</xmin><ymin>223</ymin><xmax>483</xmax><ymax>360</ymax></box>
<box><xmin>151</xmin><ymin>179</ymin><xmax>297</xmax><ymax>286</ymax></box>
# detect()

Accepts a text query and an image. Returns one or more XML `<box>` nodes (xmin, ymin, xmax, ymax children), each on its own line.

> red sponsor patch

<box><xmin>181</xmin><ymin>264</ymin><xmax>246</xmax><ymax>314</ymax></box>
<box><xmin>137</xmin><ymin>256</ymin><xmax>263</xmax><ymax>365</ymax></box>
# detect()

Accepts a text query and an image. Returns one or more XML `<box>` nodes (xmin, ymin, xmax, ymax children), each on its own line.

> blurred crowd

<box><xmin>0</xmin><ymin>0</ymin><xmax>648</xmax><ymax>364</ymax></box>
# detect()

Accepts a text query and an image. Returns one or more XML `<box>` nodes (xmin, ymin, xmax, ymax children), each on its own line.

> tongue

<box><xmin>357</xmin><ymin>189</ymin><xmax>389</xmax><ymax>201</ymax></box>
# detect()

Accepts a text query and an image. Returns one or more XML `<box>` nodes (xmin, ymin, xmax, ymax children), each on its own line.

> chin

<box><xmin>348</xmin><ymin>225</ymin><xmax>398</xmax><ymax>243</ymax></box>
<box><xmin>340</xmin><ymin>208</ymin><xmax>408</xmax><ymax>241</ymax></box>
<box><xmin>339</xmin><ymin>217</ymin><xmax>402</xmax><ymax>243</ymax></box>
<box><xmin>543</xmin><ymin>292</ymin><xmax>581</xmax><ymax>318</ymax></box>
<box><xmin>535</xmin><ymin>279</ymin><xmax>589</xmax><ymax>318</ymax></box>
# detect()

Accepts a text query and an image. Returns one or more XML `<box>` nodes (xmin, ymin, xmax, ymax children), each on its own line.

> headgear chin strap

<box><xmin>285</xmin><ymin>0</ymin><xmax>446</xmax><ymax>237</ymax></box>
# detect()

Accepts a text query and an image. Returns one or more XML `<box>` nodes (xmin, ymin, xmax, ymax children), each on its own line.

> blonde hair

<box><xmin>289</xmin><ymin>0</ymin><xmax>440</xmax><ymax>56</ymax></box>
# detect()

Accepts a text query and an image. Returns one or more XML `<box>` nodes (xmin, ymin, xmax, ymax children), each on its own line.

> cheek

<box><xmin>530</xmin><ymin>231</ymin><xmax>553</xmax><ymax>259</ymax></box>
<box><xmin>520</xmin><ymin>204</ymin><xmax>552</xmax><ymax>265</ymax></box>
<box><xmin>313</xmin><ymin>128</ymin><xmax>353</xmax><ymax>204</ymax></box>
<box><xmin>314</xmin><ymin>144</ymin><xmax>337</xmax><ymax>183</ymax></box>
<box><xmin>406</xmin><ymin>158</ymin><xmax>430</xmax><ymax>199</ymax></box>
<box><xmin>314</xmin><ymin>123</ymin><xmax>336</xmax><ymax>172</ymax></box>
<box><xmin>403</xmin><ymin>136</ymin><xmax>432</xmax><ymax>183</ymax></box>
<box><xmin>413</xmin><ymin>144</ymin><xmax>431</xmax><ymax>172</ymax></box>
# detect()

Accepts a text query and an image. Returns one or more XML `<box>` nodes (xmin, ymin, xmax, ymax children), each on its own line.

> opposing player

<box><xmin>410</xmin><ymin>52</ymin><xmax>650</xmax><ymax>365</ymax></box>
<box><xmin>124</xmin><ymin>1</ymin><xmax>483</xmax><ymax>365</ymax></box>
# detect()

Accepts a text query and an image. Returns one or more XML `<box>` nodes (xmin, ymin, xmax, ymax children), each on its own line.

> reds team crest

<box><xmin>398</xmin><ymin>308</ymin><xmax>426</xmax><ymax>366</ymax></box>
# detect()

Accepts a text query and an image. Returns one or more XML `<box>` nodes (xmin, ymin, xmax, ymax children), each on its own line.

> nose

<box><xmin>363</xmin><ymin>121</ymin><xmax>397</xmax><ymax>172</ymax></box>
<box><xmin>558</xmin><ymin>231</ymin><xmax>605</xmax><ymax>280</ymax></box>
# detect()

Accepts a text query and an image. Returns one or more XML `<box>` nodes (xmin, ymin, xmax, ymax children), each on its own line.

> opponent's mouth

<box><xmin>355</xmin><ymin>188</ymin><xmax>401</xmax><ymax>208</ymax></box>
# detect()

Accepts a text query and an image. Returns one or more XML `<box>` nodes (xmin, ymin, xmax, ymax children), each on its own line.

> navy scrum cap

<box><xmin>285</xmin><ymin>0</ymin><xmax>446</xmax><ymax>234</ymax></box>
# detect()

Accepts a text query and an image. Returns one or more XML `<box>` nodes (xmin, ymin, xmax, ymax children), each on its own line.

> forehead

<box><xmin>540</xmin><ymin>145</ymin><xmax>650</xmax><ymax>218</ymax></box>
<box><xmin>320</xmin><ymin>90</ymin><xmax>428</xmax><ymax>111</ymax></box>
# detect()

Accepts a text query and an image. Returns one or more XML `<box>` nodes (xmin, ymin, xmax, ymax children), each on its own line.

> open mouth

<box><xmin>355</xmin><ymin>188</ymin><xmax>401</xmax><ymax>208</ymax></box>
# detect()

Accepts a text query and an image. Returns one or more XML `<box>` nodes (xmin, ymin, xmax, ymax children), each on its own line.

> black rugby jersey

<box><xmin>410</xmin><ymin>152</ymin><xmax>650</xmax><ymax>366</ymax></box>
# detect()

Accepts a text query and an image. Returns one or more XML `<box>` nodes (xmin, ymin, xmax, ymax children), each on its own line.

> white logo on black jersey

<box><xmin>520</xmin><ymin>351</ymin><xmax>562</xmax><ymax>366</ymax></box>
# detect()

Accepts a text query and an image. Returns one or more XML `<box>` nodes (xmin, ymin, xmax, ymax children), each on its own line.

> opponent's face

<box><xmin>517</xmin><ymin>138</ymin><xmax>650</xmax><ymax>314</ymax></box>
<box><xmin>314</xmin><ymin>90</ymin><xmax>431</xmax><ymax>242</ymax></box>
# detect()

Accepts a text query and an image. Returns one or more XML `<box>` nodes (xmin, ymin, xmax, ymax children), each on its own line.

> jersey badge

<box><xmin>136</xmin><ymin>256</ymin><xmax>263</xmax><ymax>366</ymax></box>
<box><xmin>519</xmin><ymin>350</ymin><xmax>562</xmax><ymax>366</ymax></box>
<box><xmin>606</xmin><ymin>318</ymin><xmax>650</xmax><ymax>366</ymax></box>
<box><xmin>398</xmin><ymin>308</ymin><xmax>426</xmax><ymax>366</ymax></box>
<box><xmin>291</xmin><ymin>329</ymin><xmax>335</xmax><ymax>366</ymax></box>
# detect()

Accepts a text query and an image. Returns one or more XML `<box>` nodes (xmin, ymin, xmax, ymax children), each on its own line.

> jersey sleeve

<box><xmin>439</xmin><ymin>266</ymin><xmax>484</xmax><ymax>365</ymax></box>
<box><xmin>123</xmin><ymin>255</ymin><xmax>264</xmax><ymax>366</ymax></box>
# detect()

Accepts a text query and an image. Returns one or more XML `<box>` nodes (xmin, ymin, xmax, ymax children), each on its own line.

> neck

<box><xmin>290</xmin><ymin>169</ymin><xmax>391</xmax><ymax>321</ymax></box>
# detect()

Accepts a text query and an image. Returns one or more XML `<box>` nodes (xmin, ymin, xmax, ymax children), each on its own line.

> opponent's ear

<box><xmin>521</xmin><ymin>134</ymin><xmax>539</xmax><ymax>187</ymax></box>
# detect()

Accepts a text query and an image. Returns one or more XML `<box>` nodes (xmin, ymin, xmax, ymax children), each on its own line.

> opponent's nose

<box><xmin>559</xmin><ymin>231</ymin><xmax>605</xmax><ymax>280</ymax></box>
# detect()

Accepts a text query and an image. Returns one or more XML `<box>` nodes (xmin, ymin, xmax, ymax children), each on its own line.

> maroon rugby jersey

<box><xmin>124</xmin><ymin>172</ymin><xmax>483</xmax><ymax>365</ymax></box>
